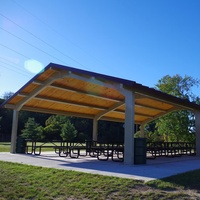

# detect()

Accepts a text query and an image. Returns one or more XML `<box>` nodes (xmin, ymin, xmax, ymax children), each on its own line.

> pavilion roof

<box><xmin>1</xmin><ymin>63</ymin><xmax>200</xmax><ymax>125</ymax></box>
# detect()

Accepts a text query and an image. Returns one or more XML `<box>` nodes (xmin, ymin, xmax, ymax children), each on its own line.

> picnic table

<box><xmin>25</xmin><ymin>139</ymin><xmax>65</xmax><ymax>155</ymax></box>
<box><xmin>25</xmin><ymin>139</ymin><xmax>195</xmax><ymax>162</ymax></box>
<box><xmin>146</xmin><ymin>141</ymin><xmax>196</xmax><ymax>159</ymax></box>
<box><xmin>25</xmin><ymin>139</ymin><xmax>124</xmax><ymax>162</ymax></box>
<box><xmin>93</xmin><ymin>142</ymin><xmax>124</xmax><ymax>162</ymax></box>
<box><xmin>56</xmin><ymin>140</ymin><xmax>124</xmax><ymax>162</ymax></box>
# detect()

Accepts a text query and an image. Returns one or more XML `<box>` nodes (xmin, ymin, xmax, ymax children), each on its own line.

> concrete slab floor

<box><xmin>0</xmin><ymin>152</ymin><xmax>200</xmax><ymax>182</ymax></box>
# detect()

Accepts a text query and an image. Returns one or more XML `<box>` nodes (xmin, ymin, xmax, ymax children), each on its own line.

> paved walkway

<box><xmin>0</xmin><ymin>152</ymin><xmax>200</xmax><ymax>182</ymax></box>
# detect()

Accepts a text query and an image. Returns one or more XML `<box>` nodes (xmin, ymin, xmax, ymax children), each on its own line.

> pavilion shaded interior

<box><xmin>1</xmin><ymin>63</ymin><xmax>200</xmax><ymax>164</ymax></box>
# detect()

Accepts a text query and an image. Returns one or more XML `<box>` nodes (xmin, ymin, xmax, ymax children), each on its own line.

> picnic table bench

<box><xmin>25</xmin><ymin>140</ymin><xmax>65</xmax><ymax>155</ymax></box>
<box><xmin>147</xmin><ymin>142</ymin><xmax>196</xmax><ymax>159</ymax></box>
<box><xmin>90</xmin><ymin>142</ymin><xmax>124</xmax><ymax>162</ymax></box>
<box><xmin>53</xmin><ymin>140</ymin><xmax>97</xmax><ymax>158</ymax></box>
<box><xmin>54</xmin><ymin>140</ymin><xmax>124</xmax><ymax>162</ymax></box>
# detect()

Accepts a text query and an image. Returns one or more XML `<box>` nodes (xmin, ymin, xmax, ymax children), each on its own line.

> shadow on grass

<box><xmin>147</xmin><ymin>169</ymin><xmax>200</xmax><ymax>191</ymax></box>
<box><xmin>1</xmin><ymin>143</ymin><xmax>11</xmax><ymax>146</ymax></box>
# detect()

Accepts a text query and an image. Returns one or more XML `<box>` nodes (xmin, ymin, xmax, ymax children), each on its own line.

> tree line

<box><xmin>0</xmin><ymin>99</ymin><xmax>124</xmax><ymax>143</ymax></box>
<box><xmin>139</xmin><ymin>74</ymin><xmax>200</xmax><ymax>142</ymax></box>
<box><xmin>0</xmin><ymin>74</ymin><xmax>199</xmax><ymax>143</ymax></box>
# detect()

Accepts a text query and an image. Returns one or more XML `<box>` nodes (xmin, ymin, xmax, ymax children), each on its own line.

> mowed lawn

<box><xmin>0</xmin><ymin>142</ymin><xmax>10</xmax><ymax>152</ymax></box>
<box><xmin>0</xmin><ymin>142</ymin><xmax>60</xmax><ymax>153</ymax></box>
<box><xmin>0</xmin><ymin>143</ymin><xmax>200</xmax><ymax>199</ymax></box>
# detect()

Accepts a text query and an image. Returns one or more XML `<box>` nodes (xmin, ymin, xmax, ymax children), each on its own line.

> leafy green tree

<box><xmin>70</xmin><ymin>117</ymin><xmax>93</xmax><ymax>140</ymax></box>
<box><xmin>43</xmin><ymin>115</ymin><xmax>69</xmax><ymax>141</ymax></box>
<box><xmin>0</xmin><ymin>92</ymin><xmax>50</xmax><ymax>141</ymax></box>
<box><xmin>60</xmin><ymin>120</ymin><xmax>77</xmax><ymax>141</ymax></box>
<box><xmin>21</xmin><ymin>118</ymin><xmax>43</xmax><ymax>140</ymax></box>
<box><xmin>135</xmin><ymin>122</ymin><xmax>162</xmax><ymax>142</ymax></box>
<box><xmin>156</xmin><ymin>110</ymin><xmax>194</xmax><ymax>142</ymax></box>
<box><xmin>154</xmin><ymin>74</ymin><xmax>199</xmax><ymax>142</ymax></box>
<box><xmin>155</xmin><ymin>74</ymin><xmax>199</xmax><ymax>101</ymax></box>
<box><xmin>19</xmin><ymin>111</ymin><xmax>50</xmax><ymax>132</ymax></box>
<box><xmin>0</xmin><ymin>98</ymin><xmax>13</xmax><ymax>141</ymax></box>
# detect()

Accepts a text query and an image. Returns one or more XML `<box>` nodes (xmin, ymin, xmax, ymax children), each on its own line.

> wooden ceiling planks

<box><xmin>1</xmin><ymin>63</ymin><xmax>200</xmax><ymax>125</ymax></box>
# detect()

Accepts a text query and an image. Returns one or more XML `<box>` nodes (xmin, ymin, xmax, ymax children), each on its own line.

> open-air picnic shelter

<box><xmin>1</xmin><ymin>63</ymin><xmax>200</xmax><ymax>165</ymax></box>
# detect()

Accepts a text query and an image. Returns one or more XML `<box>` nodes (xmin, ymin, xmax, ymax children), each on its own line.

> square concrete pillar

<box><xmin>92</xmin><ymin>118</ymin><xmax>98</xmax><ymax>141</ymax></box>
<box><xmin>124</xmin><ymin>90</ymin><xmax>135</xmax><ymax>165</ymax></box>
<box><xmin>10</xmin><ymin>110</ymin><xmax>19</xmax><ymax>153</ymax></box>
<box><xmin>195</xmin><ymin>111</ymin><xmax>200</xmax><ymax>156</ymax></box>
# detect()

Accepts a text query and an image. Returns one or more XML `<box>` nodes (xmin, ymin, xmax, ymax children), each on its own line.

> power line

<box><xmin>0</xmin><ymin>43</ymin><xmax>30</xmax><ymax>59</ymax></box>
<box><xmin>0</xmin><ymin>64</ymin><xmax>30</xmax><ymax>78</ymax></box>
<box><xmin>0</xmin><ymin>26</ymin><xmax>68</xmax><ymax>65</ymax></box>
<box><xmin>0</xmin><ymin>12</ymin><xmax>90</xmax><ymax>70</ymax></box>
<box><xmin>0</xmin><ymin>63</ymin><xmax>32</xmax><ymax>78</ymax></box>
<box><xmin>0</xmin><ymin>56</ymin><xmax>31</xmax><ymax>76</ymax></box>
<box><xmin>12</xmin><ymin>0</ymin><xmax>109</xmax><ymax>70</ymax></box>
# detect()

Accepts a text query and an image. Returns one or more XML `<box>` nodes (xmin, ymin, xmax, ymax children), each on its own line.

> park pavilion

<box><xmin>1</xmin><ymin>63</ymin><xmax>200</xmax><ymax>164</ymax></box>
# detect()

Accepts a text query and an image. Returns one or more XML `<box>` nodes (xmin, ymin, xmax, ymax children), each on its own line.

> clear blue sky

<box><xmin>0</xmin><ymin>0</ymin><xmax>200</xmax><ymax>98</ymax></box>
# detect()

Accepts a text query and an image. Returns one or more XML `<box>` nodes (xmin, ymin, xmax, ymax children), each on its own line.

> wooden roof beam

<box><xmin>135</xmin><ymin>91</ymin><xmax>195</xmax><ymax>111</ymax></box>
<box><xmin>134</xmin><ymin>112</ymin><xmax>154</xmax><ymax>119</ymax></box>
<box><xmin>135</xmin><ymin>103</ymin><xmax>168</xmax><ymax>112</ymax></box>
<box><xmin>17</xmin><ymin>93</ymin><xmax>155</xmax><ymax>119</ymax></box>
<box><xmin>49</xmin><ymin>83</ymin><xmax>122</xmax><ymax>102</ymax></box>
<box><xmin>101</xmin><ymin>116</ymin><xmax>141</xmax><ymax>124</ymax></box>
<box><xmin>18</xmin><ymin>105</ymin><xmax>95</xmax><ymax>119</ymax></box>
<box><xmin>94</xmin><ymin>101</ymin><xmax>125</xmax><ymax>120</ymax></box>
<box><xmin>32</xmin><ymin>80</ymin><xmax>43</xmax><ymax>85</ymax></box>
<box><xmin>34</xmin><ymin>95</ymin><xmax>107</xmax><ymax>110</ymax></box>
<box><xmin>111</xmin><ymin>109</ymin><xmax>154</xmax><ymax>119</ymax></box>
<box><xmin>66</xmin><ymin>71</ymin><xmax>123</xmax><ymax>92</ymax></box>
<box><xmin>14</xmin><ymin>71</ymin><xmax>69</xmax><ymax>111</ymax></box>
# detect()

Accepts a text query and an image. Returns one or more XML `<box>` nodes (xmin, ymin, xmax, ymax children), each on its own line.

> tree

<box><xmin>43</xmin><ymin>115</ymin><xmax>69</xmax><ymax>141</ymax></box>
<box><xmin>0</xmin><ymin>98</ymin><xmax>13</xmax><ymax>141</ymax></box>
<box><xmin>0</xmin><ymin>93</ymin><xmax>50</xmax><ymax>141</ymax></box>
<box><xmin>21</xmin><ymin>118</ymin><xmax>43</xmax><ymax>140</ymax></box>
<box><xmin>156</xmin><ymin>110</ymin><xmax>194</xmax><ymax>142</ymax></box>
<box><xmin>18</xmin><ymin>111</ymin><xmax>50</xmax><ymax>133</ymax></box>
<box><xmin>135</xmin><ymin>122</ymin><xmax>162</xmax><ymax>142</ymax></box>
<box><xmin>155</xmin><ymin>74</ymin><xmax>199</xmax><ymax>101</ymax></box>
<box><xmin>60</xmin><ymin>120</ymin><xmax>77</xmax><ymax>141</ymax></box>
<box><xmin>154</xmin><ymin>74</ymin><xmax>199</xmax><ymax>142</ymax></box>
<box><xmin>2</xmin><ymin>92</ymin><xmax>14</xmax><ymax>100</ymax></box>
<box><xmin>70</xmin><ymin>117</ymin><xmax>93</xmax><ymax>140</ymax></box>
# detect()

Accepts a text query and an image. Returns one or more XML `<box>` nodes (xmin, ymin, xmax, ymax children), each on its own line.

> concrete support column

<box><xmin>92</xmin><ymin>118</ymin><xmax>98</xmax><ymax>141</ymax></box>
<box><xmin>195</xmin><ymin>111</ymin><xmax>200</xmax><ymax>156</ymax></box>
<box><xmin>124</xmin><ymin>90</ymin><xmax>135</xmax><ymax>165</ymax></box>
<box><xmin>10</xmin><ymin>109</ymin><xmax>19</xmax><ymax>153</ymax></box>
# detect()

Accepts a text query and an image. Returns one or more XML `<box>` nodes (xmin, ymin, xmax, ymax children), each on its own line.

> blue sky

<box><xmin>0</xmin><ymin>0</ymin><xmax>200</xmax><ymax>98</ymax></box>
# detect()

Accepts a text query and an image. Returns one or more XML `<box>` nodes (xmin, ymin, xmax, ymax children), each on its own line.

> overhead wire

<box><xmin>0</xmin><ymin>45</ymin><xmax>43</xmax><ymax>78</ymax></box>
<box><xmin>12</xmin><ymin>0</ymin><xmax>110</xmax><ymax>70</ymax></box>
<box><xmin>0</xmin><ymin>63</ymin><xmax>32</xmax><ymax>78</ymax></box>
<box><xmin>0</xmin><ymin>56</ymin><xmax>31</xmax><ymax>77</ymax></box>
<box><xmin>0</xmin><ymin>43</ymin><xmax>30</xmax><ymax>59</ymax></box>
<box><xmin>0</xmin><ymin>26</ymin><xmax>68</xmax><ymax>65</ymax></box>
<box><xmin>0</xmin><ymin>61</ymin><xmax>32</xmax><ymax>97</ymax></box>
<box><xmin>0</xmin><ymin>0</ymin><xmax>116</xmax><ymax>85</ymax></box>
<box><xmin>0</xmin><ymin>12</ymin><xmax>91</xmax><ymax>70</ymax></box>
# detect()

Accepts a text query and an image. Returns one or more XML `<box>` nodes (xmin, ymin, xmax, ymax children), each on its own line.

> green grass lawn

<box><xmin>1</xmin><ymin>142</ymin><xmax>200</xmax><ymax>199</ymax></box>
<box><xmin>0</xmin><ymin>160</ymin><xmax>200</xmax><ymax>200</ymax></box>
<box><xmin>0</xmin><ymin>142</ymin><xmax>10</xmax><ymax>152</ymax></box>
<box><xmin>0</xmin><ymin>142</ymin><xmax>60</xmax><ymax>153</ymax></box>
